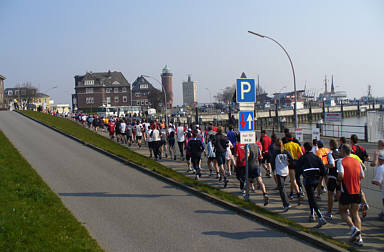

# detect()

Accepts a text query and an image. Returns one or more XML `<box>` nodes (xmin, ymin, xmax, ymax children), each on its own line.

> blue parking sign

<box><xmin>238</xmin><ymin>111</ymin><xmax>254</xmax><ymax>131</ymax></box>
<box><xmin>236</xmin><ymin>79</ymin><xmax>255</xmax><ymax>103</ymax></box>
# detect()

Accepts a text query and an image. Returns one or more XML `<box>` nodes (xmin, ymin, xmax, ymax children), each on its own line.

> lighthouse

<box><xmin>161</xmin><ymin>65</ymin><xmax>173</xmax><ymax>108</ymax></box>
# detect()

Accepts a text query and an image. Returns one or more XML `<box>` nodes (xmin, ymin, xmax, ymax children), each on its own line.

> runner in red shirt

<box><xmin>234</xmin><ymin>134</ymin><xmax>246</xmax><ymax>191</ymax></box>
<box><xmin>337</xmin><ymin>144</ymin><xmax>365</xmax><ymax>246</ymax></box>
<box><xmin>260</xmin><ymin>130</ymin><xmax>272</xmax><ymax>177</ymax></box>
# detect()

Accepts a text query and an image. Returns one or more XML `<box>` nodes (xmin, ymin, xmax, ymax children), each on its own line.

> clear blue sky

<box><xmin>1</xmin><ymin>0</ymin><xmax>383</xmax><ymax>105</ymax></box>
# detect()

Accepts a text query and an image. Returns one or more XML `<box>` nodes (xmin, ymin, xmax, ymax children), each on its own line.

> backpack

<box><xmin>353</xmin><ymin>145</ymin><xmax>368</xmax><ymax>162</ymax></box>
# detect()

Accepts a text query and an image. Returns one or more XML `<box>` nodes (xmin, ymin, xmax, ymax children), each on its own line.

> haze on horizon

<box><xmin>1</xmin><ymin>0</ymin><xmax>383</xmax><ymax>105</ymax></box>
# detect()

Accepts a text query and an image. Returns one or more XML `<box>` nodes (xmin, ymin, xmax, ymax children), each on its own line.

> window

<box><xmin>114</xmin><ymin>96</ymin><xmax>119</xmax><ymax>102</ymax></box>
<box><xmin>21</xmin><ymin>89</ymin><xmax>26</xmax><ymax>95</ymax></box>
<box><xmin>84</xmin><ymin>80</ymin><xmax>94</xmax><ymax>85</ymax></box>
<box><xmin>106</xmin><ymin>88</ymin><xmax>112</xmax><ymax>93</ymax></box>
<box><xmin>7</xmin><ymin>90</ymin><xmax>13</xmax><ymax>96</ymax></box>
<box><xmin>14</xmin><ymin>90</ymin><xmax>19</xmax><ymax>96</ymax></box>
<box><xmin>112</xmin><ymin>81</ymin><xmax>120</xmax><ymax>85</ymax></box>
<box><xmin>114</xmin><ymin>88</ymin><xmax>119</xmax><ymax>93</ymax></box>
<box><xmin>86</xmin><ymin>88</ymin><xmax>94</xmax><ymax>94</ymax></box>
<box><xmin>140</xmin><ymin>84</ymin><xmax>148</xmax><ymax>89</ymax></box>
<box><xmin>141</xmin><ymin>100</ymin><xmax>145</xmax><ymax>105</ymax></box>
<box><xmin>136</xmin><ymin>101</ymin><xmax>140</xmax><ymax>105</ymax></box>
<box><xmin>145</xmin><ymin>100</ymin><xmax>148</xmax><ymax>105</ymax></box>
<box><xmin>122</xmin><ymin>87</ymin><xmax>127</xmax><ymax>93</ymax></box>
<box><xmin>135</xmin><ymin>92</ymin><xmax>141</xmax><ymax>97</ymax></box>
<box><xmin>142</xmin><ymin>92</ymin><xmax>146</xmax><ymax>96</ymax></box>
<box><xmin>123</xmin><ymin>96</ymin><xmax>127</xmax><ymax>102</ymax></box>
<box><xmin>86</xmin><ymin>97</ymin><xmax>94</xmax><ymax>104</ymax></box>
<box><xmin>106</xmin><ymin>97</ymin><xmax>111</xmax><ymax>103</ymax></box>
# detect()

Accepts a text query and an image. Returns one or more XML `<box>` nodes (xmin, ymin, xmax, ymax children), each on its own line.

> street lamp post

<box><xmin>142</xmin><ymin>75</ymin><xmax>167</xmax><ymax>124</ymax></box>
<box><xmin>248</xmin><ymin>31</ymin><xmax>298</xmax><ymax>129</ymax></box>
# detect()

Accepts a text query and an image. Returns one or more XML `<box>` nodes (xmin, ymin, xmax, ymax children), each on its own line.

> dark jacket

<box><xmin>213</xmin><ymin>133</ymin><xmax>228</xmax><ymax>153</ymax></box>
<box><xmin>296</xmin><ymin>152</ymin><xmax>326</xmax><ymax>185</ymax></box>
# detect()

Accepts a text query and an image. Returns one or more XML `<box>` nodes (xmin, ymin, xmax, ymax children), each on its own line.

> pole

<box><xmin>248</xmin><ymin>31</ymin><xmax>297</xmax><ymax>128</ymax></box>
<box><xmin>244</xmin><ymin>144</ymin><xmax>249</xmax><ymax>201</ymax></box>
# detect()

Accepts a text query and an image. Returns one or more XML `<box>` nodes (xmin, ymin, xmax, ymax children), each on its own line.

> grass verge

<box><xmin>20</xmin><ymin>110</ymin><xmax>357</xmax><ymax>251</ymax></box>
<box><xmin>0</xmin><ymin>129</ymin><xmax>103</xmax><ymax>251</ymax></box>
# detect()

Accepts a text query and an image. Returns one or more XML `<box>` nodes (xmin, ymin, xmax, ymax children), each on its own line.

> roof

<box><xmin>0</xmin><ymin>75</ymin><xmax>6</xmax><ymax>80</ymax></box>
<box><xmin>36</xmin><ymin>93</ymin><xmax>49</xmax><ymax>98</ymax></box>
<box><xmin>75</xmin><ymin>71</ymin><xmax>130</xmax><ymax>86</ymax></box>
<box><xmin>131</xmin><ymin>76</ymin><xmax>160</xmax><ymax>92</ymax></box>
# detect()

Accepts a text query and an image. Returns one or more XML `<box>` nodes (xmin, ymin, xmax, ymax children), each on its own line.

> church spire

<box><xmin>331</xmin><ymin>75</ymin><xmax>335</xmax><ymax>94</ymax></box>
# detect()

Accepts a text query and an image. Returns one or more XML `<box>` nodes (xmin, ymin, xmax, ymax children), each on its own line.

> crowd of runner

<box><xmin>67</xmin><ymin>112</ymin><xmax>384</xmax><ymax>247</ymax></box>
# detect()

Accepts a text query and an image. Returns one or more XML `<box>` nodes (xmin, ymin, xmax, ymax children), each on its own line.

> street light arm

<box><xmin>248</xmin><ymin>30</ymin><xmax>298</xmax><ymax>128</ymax></box>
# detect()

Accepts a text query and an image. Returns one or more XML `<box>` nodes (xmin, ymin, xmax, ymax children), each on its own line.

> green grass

<box><xmin>0</xmin><ymin>130</ymin><xmax>103</xmax><ymax>252</ymax></box>
<box><xmin>20</xmin><ymin>110</ymin><xmax>357</xmax><ymax>251</ymax></box>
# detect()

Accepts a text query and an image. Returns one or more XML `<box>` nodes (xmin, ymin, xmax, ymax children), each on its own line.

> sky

<box><xmin>1</xmin><ymin>0</ymin><xmax>383</xmax><ymax>105</ymax></box>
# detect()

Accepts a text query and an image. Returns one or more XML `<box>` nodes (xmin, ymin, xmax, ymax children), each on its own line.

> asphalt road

<box><xmin>0</xmin><ymin>111</ymin><xmax>322</xmax><ymax>252</ymax></box>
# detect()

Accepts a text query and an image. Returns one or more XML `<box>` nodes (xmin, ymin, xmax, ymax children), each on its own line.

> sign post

<box><xmin>312</xmin><ymin>127</ymin><xmax>320</xmax><ymax>141</ymax></box>
<box><xmin>236</xmin><ymin>78</ymin><xmax>255</xmax><ymax>201</ymax></box>
<box><xmin>295</xmin><ymin>128</ymin><xmax>303</xmax><ymax>143</ymax></box>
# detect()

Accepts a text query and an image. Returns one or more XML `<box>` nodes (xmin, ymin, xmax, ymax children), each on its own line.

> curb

<box><xmin>16</xmin><ymin>111</ymin><xmax>348</xmax><ymax>252</ymax></box>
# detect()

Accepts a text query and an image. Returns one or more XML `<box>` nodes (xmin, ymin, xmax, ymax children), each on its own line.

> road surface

<box><xmin>0</xmin><ymin>111</ymin><xmax>322</xmax><ymax>252</ymax></box>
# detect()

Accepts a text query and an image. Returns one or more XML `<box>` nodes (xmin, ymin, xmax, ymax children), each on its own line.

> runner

<box><xmin>234</xmin><ymin>133</ymin><xmax>246</xmax><ymax>190</ymax></box>
<box><xmin>167</xmin><ymin>124</ymin><xmax>176</xmax><ymax>160</ymax></box>
<box><xmin>186</xmin><ymin>129</ymin><xmax>205</xmax><ymax>180</ymax></box>
<box><xmin>283</xmin><ymin>132</ymin><xmax>303</xmax><ymax>200</ymax></box>
<box><xmin>160</xmin><ymin>125</ymin><xmax>167</xmax><ymax>158</ymax></box>
<box><xmin>297</xmin><ymin>142</ymin><xmax>327</xmax><ymax>227</ymax></box>
<box><xmin>337</xmin><ymin>144</ymin><xmax>364</xmax><ymax>246</ymax></box>
<box><xmin>176</xmin><ymin>123</ymin><xmax>185</xmax><ymax>160</ymax></box>
<box><xmin>185</xmin><ymin>131</ymin><xmax>193</xmax><ymax>172</ymax></box>
<box><xmin>213</xmin><ymin>127</ymin><xmax>229</xmax><ymax>187</ymax></box>
<box><xmin>152</xmin><ymin>124</ymin><xmax>161</xmax><ymax>160</ymax></box>
<box><xmin>350</xmin><ymin>134</ymin><xmax>369</xmax><ymax>162</ymax></box>
<box><xmin>372</xmin><ymin>151</ymin><xmax>384</xmax><ymax>220</ymax></box>
<box><xmin>119</xmin><ymin>119</ymin><xmax>127</xmax><ymax>144</ymax></box>
<box><xmin>325</xmin><ymin>139</ymin><xmax>341</xmax><ymax>220</ymax></box>
<box><xmin>107</xmin><ymin>119</ymin><xmax>115</xmax><ymax>140</ymax></box>
<box><xmin>225</xmin><ymin>140</ymin><xmax>235</xmax><ymax>176</ymax></box>
<box><xmin>207</xmin><ymin>134</ymin><xmax>217</xmax><ymax>177</ymax></box>
<box><xmin>270</xmin><ymin>138</ymin><xmax>294</xmax><ymax>211</ymax></box>
<box><xmin>315</xmin><ymin>140</ymin><xmax>330</xmax><ymax>199</ymax></box>
<box><xmin>370</xmin><ymin>139</ymin><xmax>384</xmax><ymax>167</ymax></box>
<box><xmin>260</xmin><ymin>130</ymin><xmax>272</xmax><ymax>178</ymax></box>
<box><xmin>126</xmin><ymin>121</ymin><xmax>133</xmax><ymax>146</ymax></box>
<box><xmin>134</xmin><ymin>121</ymin><xmax>143</xmax><ymax>148</ymax></box>
<box><xmin>247</xmin><ymin>141</ymin><xmax>269</xmax><ymax>206</ymax></box>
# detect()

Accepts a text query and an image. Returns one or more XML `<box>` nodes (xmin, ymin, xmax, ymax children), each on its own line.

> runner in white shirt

<box><xmin>119</xmin><ymin>120</ymin><xmax>127</xmax><ymax>144</ymax></box>
<box><xmin>176</xmin><ymin>123</ymin><xmax>186</xmax><ymax>160</ymax></box>
<box><xmin>152</xmin><ymin>125</ymin><xmax>162</xmax><ymax>160</ymax></box>
<box><xmin>135</xmin><ymin>122</ymin><xmax>143</xmax><ymax>148</ymax></box>
<box><xmin>372</xmin><ymin>152</ymin><xmax>384</xmax><ymax>220</ymax></box>
<box><xmin>147</xmin><ymin>126</ymin><xmax>154</xmax><ymax>158</ymax></box>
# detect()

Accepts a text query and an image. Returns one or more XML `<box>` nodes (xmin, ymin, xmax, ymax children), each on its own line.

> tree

<box><xmin>147</xmin><ymin>89</ymin><xmax>164</xmax><ymax>111</ymax></box>
<box><xmin>214</xmin><ymin>85</ymin><xmax>235</xmax><ymax>104</ymax></box>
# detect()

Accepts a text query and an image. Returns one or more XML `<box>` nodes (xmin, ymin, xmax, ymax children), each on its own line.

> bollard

<box><xmin>364</xmin><ymin>124</ymin><xmax>368</xmax><ymax>142</ymax></box>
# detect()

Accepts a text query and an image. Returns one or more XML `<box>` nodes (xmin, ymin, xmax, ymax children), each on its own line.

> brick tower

<box><xmin>161</xmin><ymin>65</ymin><xmax>173</xmax><ymax>108</ymax></box>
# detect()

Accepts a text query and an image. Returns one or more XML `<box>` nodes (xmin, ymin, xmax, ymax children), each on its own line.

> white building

<box><xmin>182</xmin><ymin>75</ymin><xmax>197</xmax><ymax>106</ymax></box>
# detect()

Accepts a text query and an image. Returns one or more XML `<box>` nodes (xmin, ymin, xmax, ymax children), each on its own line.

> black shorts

<box><xmin>260</xmin><ymin>155</ymin><xmax>269</xmax><ymax>164</ymax></box>
<box><xmin>161</xmin><ymin>140</ymin><xmax>166</xmax><ymax>145</ymax></box>
<box><xmin>208</xmin><ymin>157</ymin><xmax>216</xmax><ymax>162</ymax></box>
<box><xmin>289</xmin><ymin>160</ymin><xmax>297</xmax><ymax>170</ymax></box>
<box><xmin>186</xmin><ymin>154</ymin><xmax>191</xmax><ymax>161</ymax></box>
<box><xmin>168</xmin><ymin>139</ymin><xmax>175</xmax><ymax>147</ymax></box>
<box><xmin>249</xmin><ymin>167</ymin><xmax>261</xmax><ymax>179</ymax></box>
<box><xmin>327</xmin><ymin>178</ymin><xmax>341</xmax><ymax>192</ymax></box>
<box><xmin>148</xmin><ymin>142</ymin><xmax>154</xmax><ymax>149</ymax></box>
<box><xmin>339</xmin><ymin>193</ymin><xmax>362</xmax><ymax>205</ymax></box>
<box><xmin>136</xmin><ymin>136</ymin><xmax>142</xmax><ymax>140</ymax></box>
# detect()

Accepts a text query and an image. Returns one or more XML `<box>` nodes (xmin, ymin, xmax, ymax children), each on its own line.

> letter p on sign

<box><xmin>236</xmin><ymin>79</ymin><xmax>255</xmax><ymax>103</ymax></box>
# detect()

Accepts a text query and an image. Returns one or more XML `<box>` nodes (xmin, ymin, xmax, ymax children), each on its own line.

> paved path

<box><xmin>96</xmin><ymin>125</ymin><xmax>384</xmax><ymax>251</ymax></box>
<box><xmin>0</xmin><ymin>111</ymin><xmax>324</xmax><ymax>252</ymax></box>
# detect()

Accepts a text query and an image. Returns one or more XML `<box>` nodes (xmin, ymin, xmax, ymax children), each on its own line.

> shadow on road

<box><xmin>59</xmin><ymin>192</ymin><xmax>188</xmax><ymax>198</ymax></box>
<box><xmin>195</xmin><ymin>209</ymin><xmax>235</xmax><ymax>215</ymax></box>
<box><xmin>202</xmin><ymin>228</ymin><xmax>285</xmax><ymax>240</ymax></box>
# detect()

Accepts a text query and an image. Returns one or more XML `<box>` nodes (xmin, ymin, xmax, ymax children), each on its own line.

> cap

<box><xmin>317</xmin><ymin>140</ymin><xmax>324</xmax><ymax>148</ymax></box>
<box><xmin>378</xmin><ymin>152</ymin><xmax>384</xmax><ymax>160</ymax></box>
